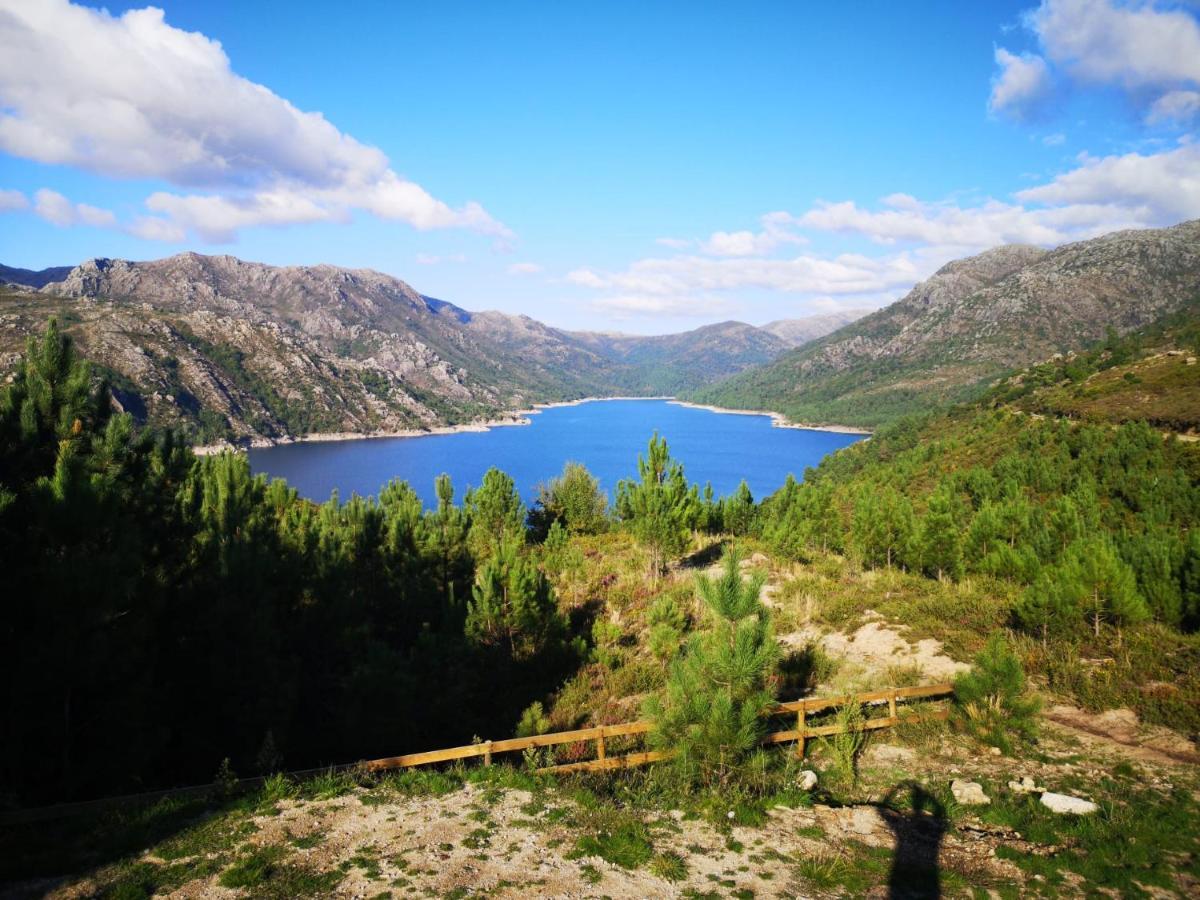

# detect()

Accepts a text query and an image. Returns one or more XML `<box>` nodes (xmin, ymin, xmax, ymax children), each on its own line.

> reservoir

<box><xmin>248</xmin><ymin>399</ymin><xmax>866</xmax><ymax>506</ymax></box>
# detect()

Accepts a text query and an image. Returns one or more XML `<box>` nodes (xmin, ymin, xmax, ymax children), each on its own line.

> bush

<box><xmin>953</xmin><ymin>634</ymin><xmax>1040</xmax><ymax>754</ymax></box>
<box><xmin>645</xmin><ymin>550</ymin><xmax>779</xmax><ymax>787</ymax></box>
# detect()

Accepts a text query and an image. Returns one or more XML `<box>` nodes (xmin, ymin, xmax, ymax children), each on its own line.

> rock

<box><xmin>1007</xmin><ymin>776</ymin><xmax>1045</xmax><ymax>795</ymax></box>
<box><xmin>866</xmin><ymin>743</ymin><xmax>916</xmax><ymax>765</ymax></box>
<box><xmin>951</xmin><ymin>779</ymin><xmax>991</xmax><ymax>806</ymax></box>
<box><xmin>797</xmin><ymin>770</ymin><xmax>818</xmax><ymax>791</ymax></box>
<box><xmin>989</xmin><ymin>746</ymin><xmax>1003</xmax><ymax>756</ymax></box>
<box><xmin>1040</xmin><ymin>792</ymin><xmax>1099</xmax><ymax>815</ymax></box>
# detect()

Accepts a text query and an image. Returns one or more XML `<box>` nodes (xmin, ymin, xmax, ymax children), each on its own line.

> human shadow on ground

<box><xmin>878</xmin><ymin>780</ymin><xmax>949</xmax><ymax>899</ymax></box>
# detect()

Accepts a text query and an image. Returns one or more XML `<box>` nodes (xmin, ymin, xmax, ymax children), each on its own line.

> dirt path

<box><xmin>1043</xmin><ymin>705</ymin><xmax>1200</xmax><ymax>767</ymax></box>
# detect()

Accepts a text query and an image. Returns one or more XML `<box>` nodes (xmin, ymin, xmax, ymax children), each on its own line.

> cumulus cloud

<box><xmin>1001</xmin><ymin>0</ymin><xmax>1200</xmax><ymax>125</ymax></box>
<box><xmin>1147</xmin><ymin>90</ymin><xmax>1200</xmax><ymax>125</ymax></box>
<box><xmin>1016</xmin><ymin>143</ymin><xmax>1200</xmax><ymax>222</ymax></box>
<box><xmin>567</xmin><ymin>142</ymin><xmax>1200</xmax><ymax>319</ymax></box>
<box><xmin>990</xmin><ymin>48</ymin><xmax>1053</xmax><ymax>120</ymax></box>
<box><xmin>0</xmin><ymin>0</ymin><xmax>509</xmax><ymax>241</ymax></box>
<box><xmin>0</xmin><ymin>189</ymin><xmax>28</xmax><ymax>212</ymax></box>
<box><xmin>700</xmin><ymin>211</ymin><xmax>809</xmax><ymax>257</ymax></box>
<box><xmin>33</xmin><ymin>188</ymin><xmax>116</xmax><ymax>228</ymax></box>
<box><xmin>1032</xmin><ymin>0</ymin><xmax>1200</xmax><ymax>89</ymax></box>
<box><xmin>507</xmin><ymin>262</ymin><xmax>543</xmax><ymax>275</ymax></box>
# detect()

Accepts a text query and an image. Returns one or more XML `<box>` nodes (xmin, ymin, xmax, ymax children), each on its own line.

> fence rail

<box><xmin>0</xmin><ymin>682</ymin><xmax>954</xmax><ymax>826</ymax></box>
<box><xmin>362</xmin><ymin>681</ymin><xmax>955</xmax><ymax>776</ymax></box>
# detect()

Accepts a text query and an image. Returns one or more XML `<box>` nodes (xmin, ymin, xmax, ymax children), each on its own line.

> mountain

<box><xmin>0</xmin><ymin>263</ymin><xmax>73</xmax><ymax>288</ymax></box>
<box><xmin>760</xmin><ymin>309</ymin><xmax>871</xmax><ymax>347</ymax></box>
<box><xmin>0</xmin><ymin>253</ymin><xmax>835</xmax><ymax>444</ymax></box>
<box><xmin>691</xmin><ymin>220</ymin><xmax>1200</xmax><ymax>427</ymax></box>
<box><xmin>0</xmin><ymin>253</ymin><xmax>624</xmax><ymax>444</ymax></box>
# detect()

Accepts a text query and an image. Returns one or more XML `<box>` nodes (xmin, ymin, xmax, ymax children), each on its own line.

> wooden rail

<box><xmin>0</xmin><ymin>683</ymin><xmax>954</xmax><ymax>825</ymax></box>
<box><xmin>361</xmin><ymin>681</ymin><xmax>954</xmax><ymax>776</ymax></box>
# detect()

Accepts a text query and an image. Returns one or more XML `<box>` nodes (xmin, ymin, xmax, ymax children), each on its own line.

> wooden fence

<box><xmin>0</xmin><ymin>683</ymin><xmax>954</xmax><ymax>825</ymax></box>
<box><xmin>362</xmin><ymin>682</ymin><xmax>954</xmax><ymax>776</ymax></box>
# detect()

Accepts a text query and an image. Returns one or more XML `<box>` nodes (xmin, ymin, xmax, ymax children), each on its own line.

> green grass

<box><xmin>570</xmin><ymin>821</ymin><xmax>654</xmax><ymax>869</ymax></box>
<box><xmin>217</xmin><ymin>844</ymin><xmax>343</xmax><ymax>897</ymax></box>
<box><xmin>980</xmin><ymin>783</ymin><xmax>1200</xmax><ymax>895</ymax></box>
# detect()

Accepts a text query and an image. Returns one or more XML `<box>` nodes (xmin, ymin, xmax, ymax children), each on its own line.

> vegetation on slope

<box><xmin>691</xmin><ymin>221</ymin><xmax>1200</xmax><ymax>427</ymax></box>
<box><xmin>4</xmin><ymin>306</ymin><xmax>1200</xmax><ymax>896</ymax></box>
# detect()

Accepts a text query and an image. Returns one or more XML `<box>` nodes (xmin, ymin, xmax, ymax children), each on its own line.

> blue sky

<box><xmin>1</xmin><ymin>1</ymin><xmax>1198</xmax><ymax>332</ymax></box>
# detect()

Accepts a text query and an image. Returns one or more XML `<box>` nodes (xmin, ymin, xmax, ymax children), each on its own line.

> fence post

<box><xmin>796</xmin><ymin>707</ymin><xmax>806</xmax><ymax>758</ymax></box>
<box><xmin>596</xmin><ymin>728</ymin><xmax>606</xmax><ymax>762</ymax></box>
<box><xmin>483</xmin><ymin>741</ymin><xmax>493</xmax><ymax>766</ymax></box>
<box><xmin>888</xmin><ymin>691</ymin><xmax>898</xmax><ymax>723</ymax></box>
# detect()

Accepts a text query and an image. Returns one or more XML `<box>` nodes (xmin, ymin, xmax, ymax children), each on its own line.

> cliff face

<box><xmin>693</xmin><ymin>221</ymin><xmax>1200</xmax><ymax>427</ymax></box>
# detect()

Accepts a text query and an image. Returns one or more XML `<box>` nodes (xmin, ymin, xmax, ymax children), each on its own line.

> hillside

<box><xmin>692</xmin><ymin>220</ymin><xmax>1200</xmax><ymax>428</ymax></box>
<box><xmin>5</xmin><ymin>305</ymin><xmax>1200</xmax><ymax>897</ymax></box>
<box><xmin>0</xmin><ymin>254</ymin><xmax>853</xmax><ymax>444</ymax></box>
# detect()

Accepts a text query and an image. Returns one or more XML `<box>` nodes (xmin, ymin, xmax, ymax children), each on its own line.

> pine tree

<box><xmin>529</xmin><ymin>461</ymin><xmax>608</xmax><ymax>538</ymax></box>
<box><xmin>464</xmin><ymin>467</ymin><xmax>526</xmax><ymax>557</ymax></box>
<box><xmin>919</xmin><ymin>482</ymin><xmax>963</xmax><ymax>581</ymax></box>
<box><xmin>616</xmin><ymin>434</ymin><xmax>693</xmax><ymax>576</ymax></box>
<box><xmin>465</xmin><ymin>537</ymin><xmax>563</xmax><ymax>660</ymax></box>
<box><xmin>721</xmin><ymin>480</ymin><xmax>756</xmax><ymax>536</ymax></box>
<box><xmin>1069</xmin><ymin>538</ymin><xmax>1149</xmax><ymax>639</ymax></box>
<box><xmin>1016</xmin><ymin>563</ymin><xmax>1082</xmax><ymax>645</ymax></box>
<box><xmin>644</xmin><ymin>550</ymin><xmax>778</xmax><ymax>787</ymax></box>
<box><xmin>853</xmin><ymin>484</ymin><xmax>914</xmax><ymax>569</ymax></box>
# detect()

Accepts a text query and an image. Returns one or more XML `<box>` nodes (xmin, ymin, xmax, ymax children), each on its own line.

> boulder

<box><xmin>1040</xmin><ymin>792</ymin><xmax>1098</xmax><ymax>815</ymax></box>
<box><xmin>951</xmin><ymin>779</ymin><xmax>991</xmax><ymax>806</ymax></box>
<box><xmin>797</xmin><ymin>770</ymin><xmax>819</xmax><ymax>791</ymax></box>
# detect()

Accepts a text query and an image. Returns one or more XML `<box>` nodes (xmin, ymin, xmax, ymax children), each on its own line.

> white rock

<box><xmin>797</xmin><ymin>770</ymin><xmax>818</xmax><ymax>791</ymax></box>
<box><xmin>1007</xmin><ymin>776</ymin><xmax>1045</xmax><ymax>795</ymax></box>
<box><xmin>951</xmin><ymin>779</ymin><xmax>991</xmax><ymax>805</ymax></box>
<box><xmin>1040</xmin><ymin>792</ymin><xmax>1098</xmax><ymax>815</ymax></box>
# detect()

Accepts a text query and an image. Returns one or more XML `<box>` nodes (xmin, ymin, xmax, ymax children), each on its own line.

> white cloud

<box><xmin>990</xmin><ymin>48</ymin><xmax>1053</xmax><ymax>120</ymax></box>
<box><xmin>1147</xmin><ymin>90</ymin><xmax>1200</xmax><ymax>125</ymax></box>
<box><xmin>1043</xmin><ymin>132</ymin><xmax>1067</xmax><ymax>146</ymax></box>
<box><xmin>1011</xmin><ymin>0</ymin><xmax>1200</xmax><ymax>125</ymax></box>
<box><xmin>0</xmin><ymin>188</ymin><xmax>28</xmax><ymax>211</ymax></box>
<box><xmin>566</xmin><ymin>268</ymin><xmax>608</xmax><ymax>288</ymax></box>
<box><xmin>1015</xmin><ymin>143</ymin><xmax>1200</xmax><ymax>223</ymax></box>
<box><xmin>700</xmin><ymin>211</ymin><xmax>809</xmax><ymax>257</ymax></box>
<box><xmin>566</xmin><ymin>142</ymin><xmax>1200</xmax><ymax>322</ymax></box>
<box><xmin>507</xmin><ymin>262</ymin><xmax>543</xmax><ymax>275</ymax></box>
<box><xmin>0</xmin><ymin>0</ymin><xmax>509</xmax><ymax>242</ymax></box>
<box><xmin>1032</xmin><ymin>0</ymin><xmax>1200</xmax><ymax>89</ymax></box>
<box><xmin>569</xmin><ymin>251</ymin><xmax>927</xmax><ymax>300</ymax></box>
<box><xmin>33</xmin><ymin>188</ymin><xmax>116</xmax><ymax>228</ymax></box>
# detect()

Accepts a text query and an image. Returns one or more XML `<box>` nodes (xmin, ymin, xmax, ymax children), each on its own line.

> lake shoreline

<box><xmin>192</xmin><ymin>395</ymin><xmax>869</xmax><ymax>454</ymax></box>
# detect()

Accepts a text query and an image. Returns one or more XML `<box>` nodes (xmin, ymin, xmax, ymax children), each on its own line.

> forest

<box><xmin>2</xmin><ymin>318</ymin><xmax>1198</xmax><ymax>809</ymax></box>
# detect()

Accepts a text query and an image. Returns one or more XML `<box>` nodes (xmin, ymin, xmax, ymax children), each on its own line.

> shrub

<box><xmin>645</xmin><ymin>550</ymin><xmax>779</xmax><ymax>787</ymax></box>
<box><xmin>827</xmin><ymin>699</ymin><xmax>867</xmax><ymax>786</ymax></box>
<box><xmin>953</xmin><ymin>634</ymin><xmax>1040</xmax><ymax>754</ymax></box>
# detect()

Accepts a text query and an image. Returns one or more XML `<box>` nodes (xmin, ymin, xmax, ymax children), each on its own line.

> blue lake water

<box><xmin>248</xmin><ymin>399</ymin><xmax>866</xmax><ymax>506</ymax></box>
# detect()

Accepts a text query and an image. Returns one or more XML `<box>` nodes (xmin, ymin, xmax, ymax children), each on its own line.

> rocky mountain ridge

<box><xmin>692</xmin><ymin>220</ymin><xmax>1200</xmax><ymax>427</ymax></box>
<box><xmin>1</xmin><ymin>253</ymin><xmax>859</xmax><ymax>443</ymax></box>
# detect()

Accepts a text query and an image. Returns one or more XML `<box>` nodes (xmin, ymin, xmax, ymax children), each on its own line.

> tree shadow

<box><xmin>877</xmin><ymin>781</ymin><xmax>948</xmax><ymax>899</ymax></box>
<box><xmin>678</xmin><ymin>539</ymin><xmax>727</xmax><ymax>569</ymax></box>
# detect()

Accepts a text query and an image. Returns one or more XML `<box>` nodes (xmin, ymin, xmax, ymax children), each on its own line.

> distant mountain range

<box><xmin>693</xmin><ymin>220</ymin><xmax>1200</xmax><ymax>427</ymax></box>
<box><xmin>4</xmin><ymin>219</ymin><xmax>1198</xmax><ymax>443</ymax></box>
<box><xmin>0</xmin><ymin>253</ymin><xmax>862</xmax><ymax>443</ymax></box>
